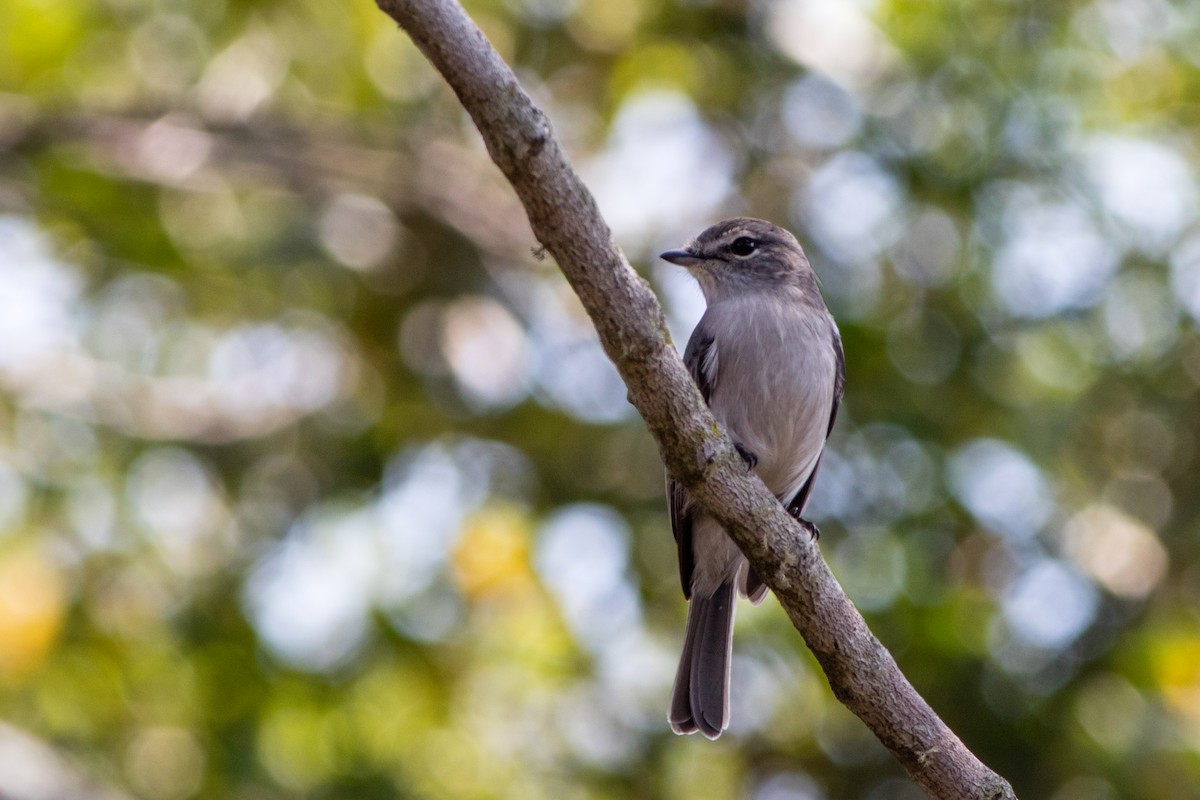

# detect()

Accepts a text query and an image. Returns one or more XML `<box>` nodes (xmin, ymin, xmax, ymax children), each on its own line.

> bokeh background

<box><xmin>2</xmin><ymin>0</ymin><xmax>1200</xmax><ymax>797</ymax></box>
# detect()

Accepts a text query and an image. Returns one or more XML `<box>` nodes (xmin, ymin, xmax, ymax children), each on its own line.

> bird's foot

<box><xmin>788</xmin><ymin>507</ymin><xmax>820</xmax><ymax>541</ymax></box>
<box><xmin>734</xmin><ymin>442</ymin><xmax>758</xmax><ymax>472</ymax></box>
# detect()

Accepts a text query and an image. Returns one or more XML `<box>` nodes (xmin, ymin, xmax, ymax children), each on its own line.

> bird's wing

<box><xmin>683</xmin><ymin>320</ymin><xmax>718</xmax><ymax>403</ymax></box>
<box><xmin>787</xmin><ymin>322</ymin><xmax>845</xmax><ymax>517</ymax></box>
<box><xmin>669</xmin><ymin>317</ymin><xmax>719</xmax><ymax>599</ymax></box>
<box><xmin>827</xmin><ymin>324</ymin><xmax>846</xmax><ymax>436</ymax></box>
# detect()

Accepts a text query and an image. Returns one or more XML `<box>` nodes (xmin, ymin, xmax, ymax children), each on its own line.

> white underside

<box><xmin>687</xmin><ymin>289</ymin><xmax>837</xmax><ymax>598</ymax></box>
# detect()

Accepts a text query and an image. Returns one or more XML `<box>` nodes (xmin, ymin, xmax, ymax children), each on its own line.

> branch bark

<box><xmin>373</xmin><ymin>2</ymin><xmax>1018</xmax><ymax>797</ymax></box>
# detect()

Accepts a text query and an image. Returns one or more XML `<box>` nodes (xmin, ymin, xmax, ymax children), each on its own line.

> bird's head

<box><xmin>659</xmin><ymin>218</ymin><xmax>815</xmax><ymax>302</ymax></box>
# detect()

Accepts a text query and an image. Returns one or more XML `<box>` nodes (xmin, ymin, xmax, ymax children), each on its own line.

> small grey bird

<box><xmin>660</xmin><ymin>217</ymin><xmax>844</xmax><ymax>739</ymax></box>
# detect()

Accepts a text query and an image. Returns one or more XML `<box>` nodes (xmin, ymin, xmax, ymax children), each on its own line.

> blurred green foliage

<box><xmin>2</xmin><ymin>0</ymin><xmax>1200</xmax><ymax>798</ymax></box>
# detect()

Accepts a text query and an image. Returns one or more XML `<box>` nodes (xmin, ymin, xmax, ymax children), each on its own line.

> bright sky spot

<box><xmin>0</xmin><ymin>215</ymin><xmax>355</xmax><ymax>440</ymax></box>
<box><xmin>729</xmin><ymin>655</ymin><xmax>797</xmax><ymax>736</ymax></box>
<box><xmin>1002</xmin><ymin>559</ymin><xmax>1098</xmax><ymax>649</ymax></box>
<box><xmin>584</xmin><ymin>91</ymin><xmax>733</xmax><ymax>251</ymax></box>
<box><xmin>244</xmin><ymin>507</ymin><xmax>378</xmax><ymax>672</ymax></box>
<box><xmin>783</xmin><ymin>74</ymin><xmax>862</xmax><ymax>149</ymax></box>
<box><xmin>1168</xmin><ymin>233</ymin><xmax>1200</xmax><ymax>323</ymax></box>
<box><xmin>375</xmin><ymin>443</ymin><xmax>483</xmax><ymax>603</ymax></box>
<box><xmin>802</xmin><ymin>151</ymin><xmax>905</xmax><ymax>264</ymax></box>
<box><xmin>555</xmin><ymin>684</ymin><xmax>640</xmax><ymax>768</ymax></box>
<box><xmin>992</xmin><ymin>196</ymin><xmax>1119</xmax><ymax>317</ymax></box>
<box><xmin>753</xmin><ymin>771</ymin><xmax>825</xmax><ymax>800</ymax></box>
<box><xmin>653</xmin><ymin>261</ymin><xmax>707</xmax><ymax>350</ymax></box>
<box><xmin>319</xmin><ymin>193</ymin><xmax>400</xmax><ymax>271</ymax></box>
<box><xmin>535</xmin><ymin>338</ymin><xmax>631</xmax><ymax>423</ymax></box>
<box><xmin>441</xmin><ymin>296</ymin><xmax>532</xmax><ymax>410</ymax></box>
<box><xmin>767</xmin><ymin>0</ymin><xmax>894</xmax><ymax>89</ymax></box>
<box><xmin>246</xmin><ymin>441</ymin><xmax>499</xmax><ymax>670</ymax></box>
<box><xmin>813</xmin><ymin>426</ymin><xmax>938</xmax><ymax>525</ymax></box>
<box><xmin>89</xmin><ymin>273</ymin><xmax>182</xmax><ymax>371</ymax></box>
<box><xmin>1077</xmin><ymin>0</ymin><xmax>1183</xmax><ymax>63</ymax></box>
<box><xmin>535</xmin><ymin>504</ymin><xmax>642</xmax><ymax>651</ymax></box>
<box><xmin>1082</xmin><ymin>135</ymin><xmax>1197</xmax><ymax>254</ymax></box>
<box><xmin>522</xmin><ymin>279</ymin><xmax>632</xmax><ymax>423</ymax></box>
<box><xmin>0</xmin><ymin>218</ymin><xmax>82</xmax><ymax>371</ymax></box>
<box><xmin>127</xmin><ymin>447</ymin><xmax>228</xmax><ymax>575</ymax></box>
<box><xmin>950</xmin><ymin>439</ymin><xmax>1054</xmax><ymax>541</ymax></box>
<box><xmin>209</xmin><ymin>320</ymin><xmax>347</xmax><ymax>416</ymax></box>
<box><xmin>0</xmin><ymin>723</ymin><xmax>92</xmax><ymax>799</ymax></box>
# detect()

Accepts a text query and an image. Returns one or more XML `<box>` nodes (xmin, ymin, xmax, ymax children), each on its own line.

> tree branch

<box><xmin>373</xmin><ymin>1</ymin><xmax>1017</xmax><ymax>797</ymax></box>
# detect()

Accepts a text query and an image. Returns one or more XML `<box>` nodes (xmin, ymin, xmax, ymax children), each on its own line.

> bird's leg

<box><xmin>787</xmin><ymin>506</ymin><xmax>821</xmax><ymax>541</ymax></box>
<box><xmin>734</xmin><ymin>442</ymin><xmax>758</xmax><ymax>472</ymax></box>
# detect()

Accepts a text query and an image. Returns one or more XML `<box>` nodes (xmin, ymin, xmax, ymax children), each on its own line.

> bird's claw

<box><xmin>734</xmin><ymin>442</ymin><xmax>758</xmax><ymax>471</ymax></box>
<box><xmin>788</xmin><ymin>507</ymin><xmax>820</xmax><ymax>541</ymax></box>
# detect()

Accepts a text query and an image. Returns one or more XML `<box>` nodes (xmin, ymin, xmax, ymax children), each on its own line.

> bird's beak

<box><xmin>659</xmin><ymin>249</ymin><xmax>703</xmax><ymax>267</ymax></box>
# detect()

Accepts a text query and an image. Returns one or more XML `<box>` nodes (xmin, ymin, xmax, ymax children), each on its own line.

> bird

<box><xmin>659</xmin><ymin>217</ymin><xmax>844</xmax><ymax>739</ymax></box>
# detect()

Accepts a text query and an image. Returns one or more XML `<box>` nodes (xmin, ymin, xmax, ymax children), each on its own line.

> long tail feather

<box><xmin>668</xmin><ymin>578</ymin><xmax>736</xmax><ymax>739</ymax></box>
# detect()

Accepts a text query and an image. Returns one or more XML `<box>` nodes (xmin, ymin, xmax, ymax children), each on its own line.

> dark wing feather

<box><xmin>827</xmin><ymin>325</ymin><xmax>846</xmax><ymax>437</ymax></box>
<box><xmin>669</xmin><ymin>318</ymin><xmax>718</xmax><ymax>599</ymax></box>
<box><xmin>683</xmin><ymin>322</ymin><xmax>717</xmax><ymax>402</ymax></box>
<box><xmin>787</xmin><ymin>322</ymin><xmax>846</xmax><ymax>516</ymax></box>
<box><xmin>668</xmin><ymin>478</ymin><xmax>694</xmax><ymax>598</ymax></box>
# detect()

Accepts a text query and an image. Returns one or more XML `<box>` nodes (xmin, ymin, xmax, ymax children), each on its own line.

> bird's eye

<box><xmin>730</xmin><ymin>237</ymin><xmax>758</xmax><ymax>256</ymax></box>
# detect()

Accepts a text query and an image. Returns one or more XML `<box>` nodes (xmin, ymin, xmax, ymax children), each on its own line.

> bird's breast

<box><xmin>706</xmin><ymin>295</ymin><xmax>837</xmax><ymax>500</ymax></box>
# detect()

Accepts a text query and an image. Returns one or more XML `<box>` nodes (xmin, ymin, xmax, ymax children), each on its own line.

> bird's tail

<box><xmin>669</xmin><ymin>577</ymin><xmax>736</xmax><ymax>739</ymax></box>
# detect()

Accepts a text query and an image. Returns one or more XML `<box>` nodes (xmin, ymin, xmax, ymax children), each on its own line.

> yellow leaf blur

<box><xmin>0</xmin><ymin>548</ymin><xmax>68</xmax><ymax>681</ymax></box>
<box><xmin>451</xmin><ymin>504</ymin><xmax>536</xmax><ymax>600</ymax></box>
<box><xmin>1152</xmin><ymin>634</ymin><xmax>1200</xmax><ymax>721</ymax></box>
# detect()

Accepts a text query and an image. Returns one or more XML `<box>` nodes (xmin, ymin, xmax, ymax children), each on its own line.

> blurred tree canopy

<box><xmin>2</xmin><ymin>0</ymin><xmax>1200</xmax><ymax>798</ymax></box>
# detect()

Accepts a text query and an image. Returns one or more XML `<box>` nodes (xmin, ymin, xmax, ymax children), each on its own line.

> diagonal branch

<box><xmin>373</xmin><ymin>1</ymin><xmax>1017</xmax><ymax>797</ymax></box>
